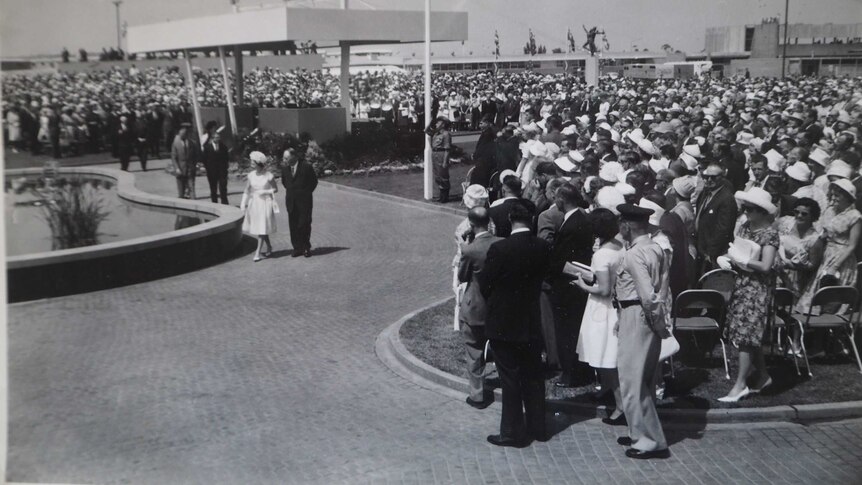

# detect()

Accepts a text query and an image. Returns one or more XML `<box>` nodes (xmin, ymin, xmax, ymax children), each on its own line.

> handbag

<box><xmin>660</xmin><ymin>333</ymin><xmax>680</xmax><ymax>361</ymax></box>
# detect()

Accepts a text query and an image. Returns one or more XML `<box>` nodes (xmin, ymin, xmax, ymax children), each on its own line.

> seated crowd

<box><xmin>448</xmin><ymin>73</ymin><xmax>862</xmax><ymax>454</ymax></box>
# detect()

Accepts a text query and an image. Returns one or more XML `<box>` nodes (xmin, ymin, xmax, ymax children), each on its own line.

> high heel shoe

<box><xmin>750</xmin><ymin>377</ymin><xmax>772</xmax><ymax>394</ymax></box>
<box><xmin>253</xmin><ymin>255</ymin><xmax>262</xmax><ymax>262</ymax></box>
<box><xmin>717</xmin><ymin>387</ymin><xmax>750</xmax><ymax>403</ymax></box>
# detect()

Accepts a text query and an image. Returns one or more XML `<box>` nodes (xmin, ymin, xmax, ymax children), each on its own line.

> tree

<box><xmin>525</xmin><ymin>29</ymin><xmax>537</xmax><ymax>56</ymax></box>
<box><xmin>552</xmin><ymin>47</ymin><xmax>563</xmax><ymax>54</ymax></box>
<box><xmin>661</xmin><ymin>43</ymin><xmax>674</xmax><ymax>53</ymax></box>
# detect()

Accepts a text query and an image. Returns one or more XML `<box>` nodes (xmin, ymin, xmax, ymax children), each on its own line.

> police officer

<box><xmin>426</xmin><ymin>116</ymin><xmax>452</xmax><ymax>203</ymax></box>
<box><xmin>613</xmin><ymin>203</ymin><xmax>671</xmax><ymax>460</ymax></box>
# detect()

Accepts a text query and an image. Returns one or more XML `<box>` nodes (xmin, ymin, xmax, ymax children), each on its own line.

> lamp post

<box><xmin>423</xmin><ymin>0</ymin><xmax>432</xmax><ymax>201</ymax></box>
<box><xmin>781</xmin><ymin>0</ymin><xmax>789</xmax><ymax>78</ymax></box>
<box><xmin>112</xmin><ymin>0</ymin><xmax>123</xmax><ymax>52</ymax></box>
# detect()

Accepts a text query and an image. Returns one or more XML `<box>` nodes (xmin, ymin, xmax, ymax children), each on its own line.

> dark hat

<box><xmin>616</xmin><ymin>203</ymin><xmax>653</xmax><ymax>222</ymax></box>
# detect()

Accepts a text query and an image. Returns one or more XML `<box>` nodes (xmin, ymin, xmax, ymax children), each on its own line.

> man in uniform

<box><xmin>614</xmin><ymin>203</ymin><xmax>671</xmax><ymax>460</ymax></box>
<box><xmin>425</xmin><ymin>116</ymin><xmax>452</xmax><ymax>203</ymax></box>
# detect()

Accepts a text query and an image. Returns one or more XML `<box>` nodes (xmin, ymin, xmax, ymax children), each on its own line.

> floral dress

<box><xmin>795</xmin><ymin>206</ymin><xmax>861</xmax><ymax>313</ymax></box>
<box><xmin>725</xmin><ymin>222</ymin><xmax>780</xmax><ymax>347</ymax></box>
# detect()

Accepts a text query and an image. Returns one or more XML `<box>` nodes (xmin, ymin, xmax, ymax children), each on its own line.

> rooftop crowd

<box><xmin>440</xmin><ymin>72</ymin><xmax>862</xmax><ymax>454</ymax></box>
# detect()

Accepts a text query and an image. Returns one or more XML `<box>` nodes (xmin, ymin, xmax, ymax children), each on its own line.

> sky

<box><xmin>1</xmin><ymin>0</ymin><xmax>860</xmax><ymax>58</ymax></box>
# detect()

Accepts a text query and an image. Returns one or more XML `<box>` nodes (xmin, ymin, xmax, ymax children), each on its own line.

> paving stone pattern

<box><xmin>8</xmin><ymin>164</ymin><xmax>862</xmax><ymax>484</ymax></box>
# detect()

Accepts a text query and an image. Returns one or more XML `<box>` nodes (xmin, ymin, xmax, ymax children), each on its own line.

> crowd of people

<box><xmin>444</xmin><ymin>73</ymin><xmax>862</xmax><ymax>457</ymax></box>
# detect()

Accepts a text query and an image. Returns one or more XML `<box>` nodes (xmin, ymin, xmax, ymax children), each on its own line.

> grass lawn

<box><xmin>400</xmin><ymin>300</ymin><xmax>862</xmax><ymax>409</ymax></box>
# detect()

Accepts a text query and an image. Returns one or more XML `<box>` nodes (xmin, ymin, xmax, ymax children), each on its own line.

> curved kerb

<box><xmin>6</xmin><ymin>167</ymin><xmax>245</xmax><ymax>302</ymax></box>
<box><xmin>377</xmin><ymin>297</ymin><xmax>862</xmax><ymax>425</ymax></box>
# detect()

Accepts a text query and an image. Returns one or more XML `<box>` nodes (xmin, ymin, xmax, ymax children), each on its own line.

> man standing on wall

<box><xmin>281</xmin><ymin>148</ymin><xmax>318</xmax><ymax>257</ymax></box>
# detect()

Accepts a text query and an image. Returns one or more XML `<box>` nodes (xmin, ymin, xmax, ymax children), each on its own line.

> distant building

<box><xmin>400</xmin><ymin>51</ymin><xmax>669</xmax><ymax>75</ymax></box>
<box><xmin>705</xmin><ymin>21</ymin><xmax>862</xmax><ymax>77</ymax></box>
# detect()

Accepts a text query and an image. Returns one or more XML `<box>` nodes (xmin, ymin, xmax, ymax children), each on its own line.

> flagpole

<box><xmin>423</xmin><ymin>0</ymin><xmax>433</xmax><ymax>201</ymax></box>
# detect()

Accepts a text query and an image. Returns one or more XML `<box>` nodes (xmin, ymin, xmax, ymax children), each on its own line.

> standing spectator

<box><xmin>614</xmin><ymin>204</ymin><xmax>670</xmax><ymax>460</ymax></box>
<box><xmin>480</xmin><ymin>201</ymin><xmax>551</xmax><ymax>447</ymax></box>
<box><xmin>281</xmin><ymin>148</ymin><xmax>318</xmax><ymax>258</ymax></box>
<box><xmin>134</xmin><ymin>109</ymin><xmax>149</xmax><ymax>171</ymax></box>
<box><xmin>570</xmin><ymin>208</ymin><xmax>626</xmax><ymax>425</ymax></box>
<box><xmin>694</xmin><ymin>164</ymin><xmax>738</xmax><ymax>276</ymax></box>
<box><xmin>718</xmin><ymin>188</ymin><xmax>779</xmax><ymax>402</ymax></box>
<box><xmin>469</xmin><ymin>115</ymin><xmax>496</xmax><ymax>187</ymax></box>
<box><xmin>116</xmin><ymin>115</ymin><xmax>135</xmax><ymax>171</ymax></box>
<box><xmin>426</xmin><ymin>116</ymin><xmax>452</xmax><ymax>203</ymax></box>
<box><xmin>240</xmin><ymin>151</ymin><xmax>278</xmax><ymax>262</ymax></box>
<box><xmin>202</xmin><ymin>131</ymin><xmax>230</xmax><ymax>204</ymax></box>
<box><xmin>170</xmin><ymin>124</ymin><xmax>199</xmax><ymax>199</ymax></box>
<box><xmin>457</xmin><ymin>207</ymin><xmax>502</xmax><ymax>409</ymax></box>
<box><xmin>5</xmin><ymin>104</ymin><xmax>22</xmax><ymax>153</ymax></box>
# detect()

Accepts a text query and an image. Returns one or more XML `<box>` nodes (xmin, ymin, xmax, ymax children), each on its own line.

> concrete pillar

<box><xmin>183</xmin><ymin>50</ymin><xmax>205</xmax><ymax>142</ymax></box>
<box><xmin>218</xmin><ymin>46</ymin><xmax>238</xmax><ymax>136</ymax></box>
<box><xmin>340</xmin><ymin>41</ymin><xmax>351</xmax><ymax>134</ymax></box>
<box><xmin>233</xmin><ymin>45</ymin><xmax>244</xmax><ymax>107</ymax></box>
<box><xmin>585</xmin><ymin>56</ymin><xmax>599</xmax><ymax>87</ymax></box>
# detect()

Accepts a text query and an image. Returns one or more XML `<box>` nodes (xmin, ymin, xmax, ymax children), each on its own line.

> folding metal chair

<box><xmin>672</xmin><ymin>289</ymin><xmax>730</xmax><ymax>379</ymax></box>
<box><xmin>460</xmin><ymin>166</ymin><xmax>475</xmax><ymax>202</ymax></box>
<box><xmin>697</xmin><ymin>269</ymin><xmax>737</xmax><ymax>304</ymax></box>
<box><xmin>791</xmin><ymin>286</ymin><xmax>861</xmax><ymax>376</ymax></box>
<box><xmin>771</xmin><ymin>287</ymin><xmax>802</xmax><ymax>375</ymax></box>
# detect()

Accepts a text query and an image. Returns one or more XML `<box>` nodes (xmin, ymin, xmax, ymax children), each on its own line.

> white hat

<box><xmin>462</xmin><ymin>184</ymin><xmax>489</xmax><ymax>208</ymax></box>
<box><xmin>680</xmin><ymin>152</ymin><xmax>699</xmax><ymax>171</ymax></box>
<box><xmin>577</xmin><ymin>114</ymin><xmax>590</xmax><ymax>125</ymax></box>
<box><xmin>826</xmin><ymin>160</ymin><xmax>853</xmax><ymax>179</ymax></box>
<box><xmin>750</xmin><ymin>137</ymin><xmax>765</xmax><ymax>151</ymax></box>
<box><xmin>569</xmin><ymin>150</ymin><xmax>585</xmax><ymax>163</ymax></box>
<box><xmin>636</xmin><ymin>138</ymin><xmax>657</xmax><ymax>156</ymax></box>
<box><xmin>785</xmin><ymin>161</ymin><xmax>811</xmax><ymax>183</ymax></box>
<box><xmin>561</xmin><ymin>125</ymin><xmax>578</xmax><ymax>136</ymax></box>
<box><xmin>648</xmin><ymin>158</ymin><xmax>669</xmax><ymax>173</ymax></box>
<box><xmin>599</xmin><ymin>161</ymin><xmax>624</xmax><ymax>183</ymax></box>
<box><xmin>615</xmin><ymin>182</ymin><xmax>636</xmax><ymax>196</ymax></box>
<box><xmin>807</xmin><ymin>148</ymin><xmax>829</xmax><ymax>167</ymax></box>
<box><xmin>545</xmin><ymin>142</ymin><xmax>561</xmax><ymax>157</ymax></box>
<box><xmin>499</xmin><ymin>169</ymin><xmax>518</xmax><ymax>184</ymax></box>
<box><xmin>596</xmin><ymin>186</ymin><xmax>626</xmax><ymax>215</ymax></box>
<box><xmin>672</xmin><ymin>175</ymin><xmax>697</xmax><ymax>199</ymax></box>
<box><xmin>250</xmin><ymin>151</ymin><xmax>267</xmax><ymax>164</ymax></box>
<box><xmin>830</xmin><ymin>178</ymin><xmax>857</xmax><ymax>200</ymax></box>
<box><xmin>554</xmin><ymin>155</ymin><xmax>577</xmax><ymax>173</ymax></box>
<box><xmin>610</xmin><ymin>130</ymin><xmax>621</xmax><ymax>143</ymax></box>
<box><xmin>643</xmin><ymin>113</ymin><xmax>655</xmax><ymax>121</ymax></box>
<box><xmin>683</xmin><ymin>144</ymin><xmax>703</xmax><ymax>159</ymax></box>
<box><xmin>764</xmin><ymin>149</ymin><xmax>786</xmax><ymax>172</ymax></box>
<box><xmin>627</xmin><ymin>128</ymin><xmax>645</xmax><ymax>142</ymax></box>
<box><xmin>638</xmin><ymin>198</ymin><xmax>665</xmax><ymax>226</ymax></box>
<box><xmin>734</xmin><ymin>187</ymin><xmax>777</xmax><ymax>215</ymax></box>
<box><xmin>529</xmin><ymin>142</ymin><xmax>549</xmax><ymax>158</ymax></box>
<box><xmin>736</xmin><ymin>132</ymin><xmax>754</xmax><ymax>144</ymax></box>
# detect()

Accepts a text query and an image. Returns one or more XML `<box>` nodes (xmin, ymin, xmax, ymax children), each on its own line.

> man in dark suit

<box><xmin>547</xmin><ymin>184</ymin><xmax>593</xmax><ymax>387</ymax></box>
<box><xmin>469</xmin><ymin>116</ymin><xmax>497</xmax><ymax>188</ymax></box>
<box><xmin>281</xmin><ymin>148</ymin><xmax>318</xmax><ymax>257</ymax></box>
<box><xmin>480</xmin><ymin>201</ymin><xmax>551</xmax><ymax>447</ymax></box>
<box><xmin>202</xmin><ymin>131</ymin><xmax>230</xmax><ymax>204</ymax></box>
<box><xmin>117</xmin><ymin>115</ymin><xmax>135</xmax><ymax>172</ymax></box>
<box><xmin>458</xmin><ymin>207</ymin><xmax>503</xmax><ymax>409</ymax></box>
<box><xmin>694</xmin><ymin>163</ymin><xmax>738</xmax><ymax>276</ymax></box>
<box><xmin>489</xmin><ymin>175</ymin><xmax>536</xmax><ymax>237</ymax></box>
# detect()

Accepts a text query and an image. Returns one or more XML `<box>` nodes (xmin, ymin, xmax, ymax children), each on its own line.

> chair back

<box><xmin>809</xmin><ymin>286</ymin><xmax>858</xmax><ymax>314</ymax></box>
<box><xmin>697</xmin><ymin>269</ymin><xmax>737</xmax><ymax>303</ymax></box>
<box><xmin>461</xmin><ymin>166</ymin><xmax>476</xmax><ymax>202</ymax></box>
<box><xmin>673</xmin><ymin>289</ymin><xmax>726</xmax><ymax>317</ymax></box>
<box><xmin>774</xmin><ymin>287</ymin><xmax>794</xmax><ymax>309</ymax></box>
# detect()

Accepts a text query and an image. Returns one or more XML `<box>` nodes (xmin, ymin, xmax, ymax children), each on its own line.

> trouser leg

<box><xmin>521</xmin><ymin>339</ymin><xmax>547</xmax><ymax>440</ymax></box>
<box><xmin>176</xmin><ymin>176</ymin><xmax>186</xmax><ymax>198</ymax></box>
<box><xmin>207</xmin><ymin>172</ymin><xmax>219</xmax><ymax>203</ymax></box>
<box><xmin>491</xmin><ymin>339</ymin><xmax>526</xmax><ymax>440</ymax></box>
<box><xmin>461</xmin><ymin>321</ymin><xmax>487</xmax><ymax>401</ymax></box>
<box><xmin>288</xmin><ymin>208</ymin><xmax>300</xmax><ymax>251</ymax></box>
<box><xmin>297</xmin><ymin>200</ymin><xmax>313</xmax><ymax>250</ymax></box>
<box><xmin>218</xmin><ymin>174</ymin><xmax>229</xmax><ymax>204</ymax></box>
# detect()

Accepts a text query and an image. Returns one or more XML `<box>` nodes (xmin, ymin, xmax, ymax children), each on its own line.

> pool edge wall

<box><xmin>6</xmin><ymin>167</ymin><xmax>245</xmax><ymax>303</ymax></box>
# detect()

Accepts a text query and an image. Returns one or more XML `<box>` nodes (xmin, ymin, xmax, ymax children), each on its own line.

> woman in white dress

<box><xmin>240</xmin><ymin>151</ymin><xmax>279</xmax><ymax>262</ymax></box>
<box><xmin>571</xmin><ymin>208</ymin><xmax>626</xmax><ymax>425</ymax></box>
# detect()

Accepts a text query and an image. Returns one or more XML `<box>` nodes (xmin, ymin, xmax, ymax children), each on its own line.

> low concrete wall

<box><xmin>6</xmin><ymin>167</ymin><xmax>244</xmax><ymax>302</ymax></box>
<box><xmin>257</xmin><ymin>107</ymin><xmax>348</xmax><ymax>142</ymax></box>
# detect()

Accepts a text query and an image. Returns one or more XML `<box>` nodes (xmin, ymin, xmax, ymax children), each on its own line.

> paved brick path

<box><xmin>8</xmin><ymin>162</ymin><xmax>862</xmax><ymax>484</ymax></box>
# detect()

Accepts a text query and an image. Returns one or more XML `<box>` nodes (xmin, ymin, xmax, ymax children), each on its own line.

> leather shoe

<box><xmin>291</xmin><ymin>250</ymin><xmax>303</xmax><ymax>258</ymax></box>
<box><xmin>625</xmin><ymin>448</ymin><xmax>670</xmax><ymax>460</ymax></box>
<box><xmin>466</xmin><ymin>396</ymin><xmax>492</xmax><ymax>410</ymax></box>
<box><xmin>602</xmin><ymin>414</ymin><xmax>627</xmax><ymax>426</ymax></box>
<box><xmin>487</xmin><ymin>434</ymin><xmax>530</xmax><ymax>448</ymax></box>
<box><xmin>304</xmin><ymin>249</ymin><xmax>312</xmax><ymax>258</ymax></box>
<box><xmin>616</xmin><ymin>437</ymin><xmax>633</xmax><ymax>446</ymax></box>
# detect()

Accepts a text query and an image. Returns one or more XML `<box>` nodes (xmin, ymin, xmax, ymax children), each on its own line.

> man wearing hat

<box><xmin>170</xmin><ymin>124</ymin><xmax>200</xmax><ymax>199</ymax></box>
<box><xmin>458</xmin><ymin>206</ymin><xmax>502</xmax><ymax>410</ymax></box>
<box><xmin>614</xmin><ymin>203</ymin><xmax>670</xmax><ymax>460</ymax></box>
<box><xmin>425</xmin><ymin>116</ymin><xmax>453</xmax><ymax>203</ymax></box>
<box><xmin>695</xmin><ymin>164</ymin><xmax>738</xmax><ymax>276</ymax></box>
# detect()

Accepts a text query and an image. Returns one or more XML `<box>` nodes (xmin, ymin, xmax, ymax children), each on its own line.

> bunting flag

<box><xmin>494</xmin><ymin>30</ymin><xmax>500</xmax><ymax>59</ymax></box>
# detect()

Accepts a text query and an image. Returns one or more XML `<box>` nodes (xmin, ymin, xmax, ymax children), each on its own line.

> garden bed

<box><xmin>400</xmin><ymin>301</ymin><xmax>862</xmax><ymax>409</ymax></box>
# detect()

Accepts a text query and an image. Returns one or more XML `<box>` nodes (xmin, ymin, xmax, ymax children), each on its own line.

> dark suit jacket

<box><xmin>479</xmin><ymin>231</ymin><xmax>551</xmax><ymax>342</ymax></box>
<box><xmin>489</xmin><ymin>198</ymin><xmax>537</xmax><ymax>237</ymax></box>
<box><xmin>202</xmin><ymin>141</ymin><xmax>230</xmax><ymax>176</ymax></box>
<box><xmin>695</xmin><ymin>184</ymin><xmax>738</xmax><ymax>261</ymax></box>
<box><xmin>458</xmin><ymin>232</ymin><xmax>503</xmax><ymax>327</ymax></box>
<box><xmin>536</xmin><ymin>205</ymin><xmax>565</xmax><ymax>244</ymax></box>
<box><xmin>548</xmin><ymin>209</ymin><xmax>593</xmax><ymax>279</ymax></box>
<box><xmin>281</xmin><ymin>161</ymin><xmax>318</xmax><ymax>213</ymax></box>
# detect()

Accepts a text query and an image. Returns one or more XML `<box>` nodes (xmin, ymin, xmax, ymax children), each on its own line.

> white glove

<box><xmin>716</xmin><ymin>255</ymin><xmax>732</xmax><ymax>271</ymax></box>
<box><xmin>239</xmin><ymin>192</ymin><xmax>249</xmax><ymax>212</ymax></box>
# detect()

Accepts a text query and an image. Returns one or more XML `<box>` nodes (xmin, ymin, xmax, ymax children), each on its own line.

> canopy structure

<box><xmin>126</xmin><ymin>6</ymin><xmax>468</xmax><ymax>136</ymax></box>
